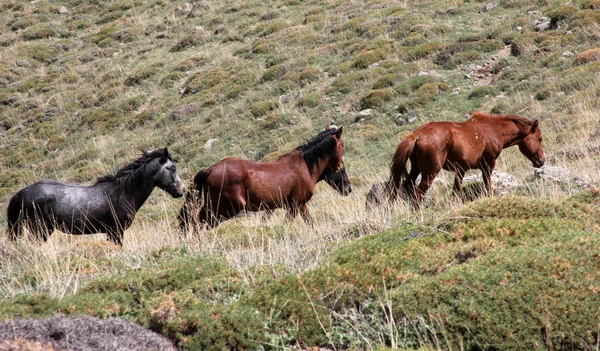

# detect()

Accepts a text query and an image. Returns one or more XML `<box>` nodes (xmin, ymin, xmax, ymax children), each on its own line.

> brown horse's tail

<box><xmin>388</xmin><ymin>134</ymin><xmax>419</xmax><ymax>200</ymax></box>
<box><xmin>178</xmin><ymin>170</ymin><xmax>211</xmax><ymax>232</ymax></box>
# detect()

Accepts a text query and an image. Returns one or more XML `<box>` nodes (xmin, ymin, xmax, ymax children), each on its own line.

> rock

<box><xmin>366</xmin><ymin>182</ymin><xmax>388</xmax><ymax>208</ymax></box>
<box><xmin>533</xmin><ymin>166</ymin><xmax>589</xmax><ymax>187</ymax></box>
<box><xmin>561</xmin><ymin>51</ymin><xmax>574</xmax><ymax>57</ymax></box>
<box><xmin>516</xmin><ymin>26</ymin><xmax>523</xmax><ymax>31</ymax></box>
<box><xmin>394</xmin><ymin>111</ymin><xmax>417</xmax><ymax>125</ymax></box>
<box><xmin>463</xmin><ymin>171</ymin><xmax>519</xmax><ymax>195</ymax></box>
<box><xmin>172</xmin><ymin>103</ymin><xmax>198</xmax><ymax>120</ymax></box>
<box><xmin>534</xmin><ymin>18</ymin><xmax>550</xmax><ymax>31</ymax></box>
<box><xmin>1</xmin><ymin>96</ymin><xmax>18</xmax><ymax>106</ymax></box>
<box><xmin>15</xmin><ymin>60</ymin><xmax>32</xmax><ymax>68</ymax></box>
<box><xmin>418</xmin><ymin>71</ymin><xmax>429</xmax><ymax>76</ymax></box>
<box><xmin>278</xmin><ymin>94</ymin><xmax>287</xmax><ymax>104</ymax></box>
<box><xmin>358</xmin><ymin>109</ymin><xmax>372</xmax><ymax>116</ymax></box>
<box><xmin>295</xmin><ymin>90</ymin><xmax>303</xmax><ymax>100</ymax></box>
<box><xmin>204</xmin><ymin>138</ymin><xmax>218</xmax><ymax>149</ymax></box>
<box><xmin>0</xmin><ymin>315</ymin><xmax>176</xmax><ymax>351</ymax></box>
<box><xmin>58</xmin><ymin>6</ymin><xmax>69</xmax><ymax>14</ymax></box>
<box><xmin>483</xmin><ymin>2</ymin><xmax>497</xmax><ymax>11</ymax></box>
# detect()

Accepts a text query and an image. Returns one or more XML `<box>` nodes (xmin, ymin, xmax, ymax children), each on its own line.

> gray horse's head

<box><xmin>150</xmin><ymin>148</ymin><xmax>184</xmax><ymax>198</ymax></box>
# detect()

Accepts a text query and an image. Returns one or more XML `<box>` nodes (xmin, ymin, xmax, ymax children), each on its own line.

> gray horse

<box><xmin>6</xmin><ymin>148</ymin><xmax>183</xmax><ymax>245</ymax></box>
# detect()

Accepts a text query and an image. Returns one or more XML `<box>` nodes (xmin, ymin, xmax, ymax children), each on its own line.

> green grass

<box><xmin>2</xmin><ymin>0</ymin><xmax>600</xmax><ymax>349</ymax></box>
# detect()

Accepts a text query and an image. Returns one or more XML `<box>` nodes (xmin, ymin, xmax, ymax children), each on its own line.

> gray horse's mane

<box><xmin>95</xmin><ymin>149</ymin><xmax>170</xmax><ymax>185</ymax></box>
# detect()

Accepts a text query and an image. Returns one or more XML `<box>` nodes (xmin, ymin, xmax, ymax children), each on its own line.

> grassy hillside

<box><xmin>1</xmin><ymin>0</ymin><xmax>600</xmax><ymax>349</ymax></box>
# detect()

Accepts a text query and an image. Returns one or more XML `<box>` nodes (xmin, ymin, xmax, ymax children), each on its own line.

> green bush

<box><xmin>547</xmin><ymin>5</ymin><xmax>578</xmax><ymax>28</ymax></box>
<box><xmin>11</xmin><ymin>17</ymin><xmax>36</xmax><ymax>31</ymax></box>
<box><xmin>372</xmin><ymin>73</ymin><xmax>398</xmax><ymax>89</ymax></box>
<box><xmin>352</xmin><ymin>49</ymin><xmax>387</xmax><ymax>69</ymax></box>
<box><xmin>297</xmin><ymin>91</ymin><xmax>321</xmax><ymax>107</ymax></box>
<box><xmin>250</xmin><ymin>100</ymin><xmax>278</xmax><ymax>117</ymax></box>
<box><xmin>22</xmin><ymin>26</ymin><xmax>56</xmax><ymax>40</ymax></box>
<box><xmin>360</xmin><ymin>89</ymin><xmax>393</xmax><ymax>109</ymax></box>
<box><xmin>404</xmin><ymin>42</ymin><xmax>443</xmax><ymax>61</ymax></box>
<box><xmin>124</xmin><ymin>67</ymin><xmax>159</xmax><ymax>86</ymax></box>
<box><xmin>468</xmin><ymin>86</ymin><xmax>496</xmax><ymax>99</ymax></box>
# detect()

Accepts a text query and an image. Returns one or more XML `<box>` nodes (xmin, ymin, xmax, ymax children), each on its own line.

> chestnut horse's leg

<box><xmin>414</xmin><ymin>171</ymin><xmax>439</xmax><ymax>210</ymax></box>
<box><xmin>481</xmin><ymin>159</ymin><xmax>496</xmax><ymax>197</ymax></box>
<box><xmin>453</xmin><ymin>168</ymin><xmax>466</xmax><ymax>199</ymax></box>
<box><xmin>403</xmin><ymin>163</ymin><xmax>420</xmax><ymax>199</ymax></box>
<box><xmin>298</xmin><ymin>204</ymin><xmax>313</xmax><ymax>225</ymax></box>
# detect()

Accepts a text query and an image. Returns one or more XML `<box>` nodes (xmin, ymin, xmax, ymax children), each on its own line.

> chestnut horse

<box><xmin>389</xmin><ymin>112</ymin><xmax>545</xmax><ymax>209</ymax></box>
<box><xmin>180</xmin><ymin>127</ymin><xmax>345</xmax><ymax>228</ymax></box>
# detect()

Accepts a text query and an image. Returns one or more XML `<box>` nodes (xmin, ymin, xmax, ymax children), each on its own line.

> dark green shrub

<box><xmin>297</xmin><ymin>91</ymin><xmax>321</xmax><ymax>107</ymax></box>
<box><xmin>352</xmin><ymin>49</ymin><xmax>386</xmax><ymax>69</ymax></box>
<box><xmin>124</xmin><ymin>67</ymin><xmax>159</xmax><ymax>86</ymax></box>
<box><xmin>511</xmin><ymin>34</ymin><xmax>535</xmax><ymax>56</ymax></box>
<box><xmin>250</xmin><ymin>100</ymin><xmax>278</xmax><ymax>117</ymax></box>
<box><xmin>22</xmin><ymin>26</ymin><xmax>56</xmax><ymax>40</ymax></box>
<box><xmin>447</xmin><ymin>50</ymin><xmax>481</xmax><ymax>68</ymax></box>
<box><xmin>404</xmin><ymin>42</ymin><xmax>443</xmax><ymax>61</ymax></box>
<box><xmin>468</xmin><ymin>86</ymin><xmax>496</xmax><ymax>99</ymax></box>
<box><xmin>547</xmin><ymin>5</ymin><xmax>578</xmax><ymax>28</ymax></box>
<box><xmin>373</xmin><ymin>74</ymin><xmax>398</xmax><ymax>89</ymax></box>
<box><xmin>360</xmin><ymin>89</ymin><xmax>393</xmax><ymax>109</ymax></box>
<box><xmin>11</xmin><ymin>17</ymin><xmax>36</xmax><ymax>31</ymax></box>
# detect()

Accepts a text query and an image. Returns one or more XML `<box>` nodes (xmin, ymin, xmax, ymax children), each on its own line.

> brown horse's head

<box><xmin>329</xmin><ymin>126</ymin><xmax>344</xmax><ymax>172</ymax></box>
<box><xmin>319</xmin><ymin>163</ymin><xmax>352</xmax><ymax>195</ymax></box>
<box><xmin>518</xmin><ymin>120</ymin><xmax>545</xmax><ymax>168</ymax></box>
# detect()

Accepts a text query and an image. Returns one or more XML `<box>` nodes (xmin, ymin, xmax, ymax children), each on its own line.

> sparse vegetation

<box><xmin>2</xmin><ymin>0</ymin><xmax>600</xmax><ymax>349</ymax></box>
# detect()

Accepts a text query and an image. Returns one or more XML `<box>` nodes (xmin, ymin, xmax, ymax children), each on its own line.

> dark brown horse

<box><xmin>389</xmin><ymin>111</ymin><xmax>545</xmax><ymax>209</ymax></box>
<box><xmin>180</xmin><ymin>127</ymin><xmax>346</xmax><ymax>228</ymax></box>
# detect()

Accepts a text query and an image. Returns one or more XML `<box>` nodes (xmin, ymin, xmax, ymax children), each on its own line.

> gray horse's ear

<box><xmin>160</xmin><ymin>148</ymin><xmax>170</xmax><ymax>164</ymax></box>
<box><xmin>531</xmin><ymin>120</ymin><xmax>539</xmax><ymax>133</ymax></box>
<box><xmin>335</xmin><ymin>126</ymin><xmax>343</xmax><ymax>138</ymax></box>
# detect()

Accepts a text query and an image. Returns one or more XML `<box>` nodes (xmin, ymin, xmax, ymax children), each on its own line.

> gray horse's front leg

<box><xmin>107</xmin><ymin>230</ymin><xmax>124</xmax><ymax>246</ymax></box>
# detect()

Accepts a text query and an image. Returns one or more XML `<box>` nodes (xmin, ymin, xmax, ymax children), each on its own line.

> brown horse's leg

<box><xmin>481</xmin><ymin>160</ymin><xmax>496</xmax><ymax>197</ymax></box>
<box><xmin>261</xmin><ymin>209</ymin><xmax>274</xmax><ymax>222</ymax></box>
<box><xmin>453</xmin><ymin>168</ymin><xmax>466</xmax><ymax>199</ymax></box>
<box><xmin>404</xmin><ymin>163</ymin><xmax>420</xmax><ymax>198</ymax></box>
<box><xmin>414</xmin><ymin>171</ymin><xmax>438</xmax><ymax>210</ymax></box>
<box><xmin>298</xmin><ymin>204</ymin><xmax>313</xmax><ymax>225</ymax></box>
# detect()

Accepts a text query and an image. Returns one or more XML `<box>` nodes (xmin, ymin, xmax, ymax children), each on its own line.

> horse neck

<box><xmin>307</xmin><ymin>157</ymin><xmax>333</xmax><ymax>184</ymax></box>
<box><xmin>111</xmin><ymin>167</ymin><xmax>156</xmax><ymax>212</ymax></box>
<box><xmin>485</xmin><ymin>118</ymin><xmax>527</xmax><ymax>148</ymax></box>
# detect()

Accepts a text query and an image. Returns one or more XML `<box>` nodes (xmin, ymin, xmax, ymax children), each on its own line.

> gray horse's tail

<box><xmin>178</xmin><ymin>170</ymin><xmax>211</xmax><ymax>232</ymax></box>
<box><xmin>6</xmin><ymin>192</ymin><xmax>23</xmax><ymax>240</ymax></box>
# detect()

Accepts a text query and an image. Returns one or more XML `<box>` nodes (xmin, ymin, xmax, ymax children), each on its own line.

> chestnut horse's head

<box><xmin>329</xmin><ymin>126</ymin><xmax>344</xmax><ymax>172</ymax></box>
<box><xmin>319</xmin><ymin>163</ymin><xmax>352</xmax><ymax>196</ymax></box>
<box><xmin>518</xmin><ymin>120</ymin><xmax>545</xmax><ymax>168</ymax></box>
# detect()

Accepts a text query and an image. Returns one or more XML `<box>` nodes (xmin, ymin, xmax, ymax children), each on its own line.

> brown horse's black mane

<box><xmin>95</xmin><ymin>149</ymin><xmax>171</xmax><ymax>185</ymax></box>
<box><xmin>472</xmin><ymin>111</ymin><xmax>534</xmax><ymax>134</ymax></box>
<box><xmin>297</xmin><ymin>128</ymin><xmax>339</xmax><ymax>175</ymax></box>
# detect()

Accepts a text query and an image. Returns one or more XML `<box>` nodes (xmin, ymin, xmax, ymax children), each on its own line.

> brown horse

<box><xmin>389</xmin><ymin>111</ymin><xmax>545</xmax><ymax>209</ymax></box>
<box><xmin>180</xmin><ymin>127</ymin><xmax>345</xmax><ymax>228</ymax></box>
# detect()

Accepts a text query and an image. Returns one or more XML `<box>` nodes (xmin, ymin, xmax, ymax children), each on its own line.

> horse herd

<box><xmin>5</xmin><ymin>112</ymin><xmax>545</xmax><ymax>245</ymax></box>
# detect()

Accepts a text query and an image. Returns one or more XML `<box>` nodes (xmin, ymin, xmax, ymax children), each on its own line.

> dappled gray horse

<box><xmin>6</xmin><ymin>148</ymin><xmax>183</xmax><ymax>245</ymax></box>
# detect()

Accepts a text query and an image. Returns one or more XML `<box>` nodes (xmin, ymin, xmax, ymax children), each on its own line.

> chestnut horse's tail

<box><xmin>388</xmin><ymin>134</ymin><xmax>419</xmax><ymax>200</ymax></box>
<box><xmin>178</xmin><ymin>170</ymin><xmax>211</xmax><ymax>231</ymax></box>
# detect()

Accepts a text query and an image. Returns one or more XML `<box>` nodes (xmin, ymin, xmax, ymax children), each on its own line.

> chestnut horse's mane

<box><xmin>295</xmin><ymin>128</ymin><xmax>340</xmax><ymax>175</ymax></box>
<box><xmin>471</xmin><ymin>111</ymin><xmax>535</xmax><ymax>135</ymax></box>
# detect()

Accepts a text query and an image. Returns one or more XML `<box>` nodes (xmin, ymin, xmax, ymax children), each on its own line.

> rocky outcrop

<box><xmin>0</xmin><ymin>315</ymin><xmax>177</xmax><ymax>351</ymax></box>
